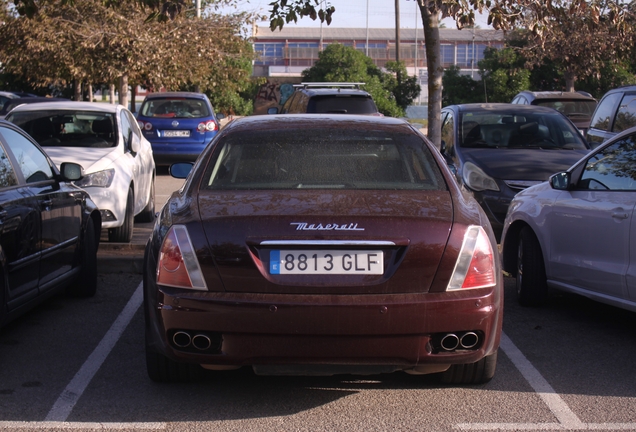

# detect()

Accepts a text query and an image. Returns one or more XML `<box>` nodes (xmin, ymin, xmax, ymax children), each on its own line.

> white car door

<box><xmin>120</xmin><ymin>109</ymin><xmax>153</xmax><ymax>214</ymax></box>
<box><xmin>546</xmin><ymin>135</ymin><xmax>636</xmax><ymax>300</ymax></box>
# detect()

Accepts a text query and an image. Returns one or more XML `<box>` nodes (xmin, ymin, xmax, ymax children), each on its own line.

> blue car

<box><xmin>136</xmin><ymin>92</ymin><xmax>221</xmax><ymax>165</ymax></box>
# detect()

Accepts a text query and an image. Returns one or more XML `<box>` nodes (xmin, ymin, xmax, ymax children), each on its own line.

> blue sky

<box><xmin>235</xmin><ymin>0</ymin><xmax>492</xmax><ymax>29</ymax></box>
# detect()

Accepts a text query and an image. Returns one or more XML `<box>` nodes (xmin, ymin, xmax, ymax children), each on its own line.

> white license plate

<box><xmin>269</xmin><ymin>250</ymin><xmax>383</xmax><ymax>275</ymax></box>
<box><xmin>163</xmin><ymin>130</ymin><xmax>190</xmax><ymax>137</ymax></box>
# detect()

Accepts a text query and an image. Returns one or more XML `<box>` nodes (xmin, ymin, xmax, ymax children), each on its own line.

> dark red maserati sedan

<box><xmin>143</xmin><ymin>115</ymin><xmax>503</xmax><ymax>384</ymax></box>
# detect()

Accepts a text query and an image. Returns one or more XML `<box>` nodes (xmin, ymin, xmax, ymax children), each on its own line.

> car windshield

<box><xmin>139</xmin><ymin>97</ymin><xmax>211</xmax><ymax>118</ymax></box>
<box><xmin>460</xmin><ymin>111</ymin><xmax>588</xmax><ymax>150</ymax></box>
<box><xmin>308</xmin><ymin>96</ymin><xmax>378</xmax><ymax>114</ymax></box>
<box><xmin>534</xmin><ymin>100</ymin><xmax>597</xmax><ymax>116</ymax></box>
<box><xmin>202</xmin><ymin>128</ymin><xmax>446</xmax><ymax>191</ymax></box>
<box><xmin>8</xmin><ymin>110</ymin><xmax>117</xmax><ymax>148</ymax></box>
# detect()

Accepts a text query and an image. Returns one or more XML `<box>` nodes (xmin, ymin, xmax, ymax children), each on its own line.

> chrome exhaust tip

<box><xmin>440</xmin><ymin>333</ymin><xmax>460</xmax><ymax>351</ymax></box>
<box><xmin>173</xmin><ymin>331</ymin><xmax>192</xmax><ymax>348</ymax></box>
<box><xmin>192</xmin><ymin>334</ymin><xmax>212</xmax><ymax>351</ymax></box>
<box><xmin>460</xmin><ymin>332</ymin><xmax>479</xmax><ymax>349</ymax></box>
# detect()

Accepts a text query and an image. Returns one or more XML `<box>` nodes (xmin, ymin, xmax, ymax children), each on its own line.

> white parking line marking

<box><xmin>456</xmin><ymin>331</ymin><xmax>636</xmax><ymax>430</ymax></box>
<box><xmin>44</xmin><ymin>282</ymin><xmax>144</xmax><ymax>422</ymax></box>
<box><xmin>0</xmin><ymin>421</ymin><xmax>165</xmax><ymax>430</ymax></box>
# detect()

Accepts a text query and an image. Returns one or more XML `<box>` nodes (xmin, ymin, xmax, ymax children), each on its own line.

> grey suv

<box><xmin>586</xmin><ymin>85</ymin><xmax>636</xmax><ymax>148</ymax></box>
<box><xmin>268</xmin><ymin>83</ymin><xmax>381</xmax><ymax>115</ymax></box>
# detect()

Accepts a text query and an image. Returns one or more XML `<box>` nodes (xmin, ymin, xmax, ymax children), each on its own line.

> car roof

<box><xmin>225</xmin><ymin>114</ymin><xmax>411</xmax><ymax>132</ymax></box>
<box><xmin>516</xmin><ymin>91</ymin><xmax>596</xmax><ymax>101</ymax></box>
<box><xmin>142</xmin><ymin>92</ymin><xmax>210</xmax><ymax>100</ymax></box>
<box><xmin>7</xmin><ymin>101</ymin><xmax>121</xmax><ymax>113</ymax></box>
<box><xmin>446</xmin><ymin>103</ymin><xmax>566</xmax><ymax>114</ymax></box>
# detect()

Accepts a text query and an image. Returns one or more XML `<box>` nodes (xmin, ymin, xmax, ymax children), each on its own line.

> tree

<box><xmin>478</xmin><ymin>47</ymin><xmax>531</xmax><ymax>102</ymax></box>
<box><xmin>442</xmin><ymin>65</ymin><xmax>483</xmax><ymax>105</ymax></box>
<box><xmin>0</xmin><ymin>0</ymin><xmax>256</xmax><ymax>108</ymax></box>
<box><xmin>301</xmin><ymin>44</ymin><xmax>419</xmax><ymax>117</ymax></box>
<box><xmin>490</xmin><ymin>0</ymin><xmax>635</xmax><ymax>92</ymax></box>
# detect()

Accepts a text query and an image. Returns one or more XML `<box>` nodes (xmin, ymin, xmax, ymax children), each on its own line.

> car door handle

<box><xmin>612</xmin><ymin>211</ymin><xmax>629</xmax><ymax>220</ymax></box>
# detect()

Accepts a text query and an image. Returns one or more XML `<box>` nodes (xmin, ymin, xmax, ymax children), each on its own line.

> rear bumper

<box><xmin>145</xmin><ymin>278</ymin><xmax>503</xmax><ymax>369</ymax></box>
<box><xmin>148</xmin><ymin>141</ymin><xmax>210</xmax><ymax>165</ymax></box>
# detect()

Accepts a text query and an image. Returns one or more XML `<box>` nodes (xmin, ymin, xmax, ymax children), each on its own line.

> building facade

<box><xmin>251</xmin><ymin>26</ymin><xmax>504</xmax><ymax>113</ymax></box>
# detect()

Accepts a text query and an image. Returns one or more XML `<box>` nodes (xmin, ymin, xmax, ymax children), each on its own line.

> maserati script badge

<box><xmin>290</xmin><ymin>222</ymin><xmax>364</xmax><ymax>231</ymax></box>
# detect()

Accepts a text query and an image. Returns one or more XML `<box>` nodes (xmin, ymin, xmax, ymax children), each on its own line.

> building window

<box><xmin>254</xmin><ymin>43</ymin><xmax>284</xmax><ymax>65</ymax></box>
<box><xmin>441</xmin><ymin>44</ymin><xmax>455</xmax><ymax>67</ymax></box>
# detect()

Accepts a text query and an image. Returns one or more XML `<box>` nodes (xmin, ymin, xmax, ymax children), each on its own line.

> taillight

<box><xmin>197</xmin><ymin>120</ymin><xmax>217</xmax><ymax>132</ymax></box>
<box><xmin>156</xmin><ymin>225</ymin><xmax>207</xmax><ymax>290</ymax></box>
<box><xmin>446</xmin><ymin>226</ymin><xmax>496</xmax><ymax>291</ymax></box>
<box><xmin>138</xmin><ymin>120</ymin><xmax>153</xmax><ymax>131</ymax></box>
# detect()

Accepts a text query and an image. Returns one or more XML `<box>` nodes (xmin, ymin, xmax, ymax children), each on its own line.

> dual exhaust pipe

<box><xmin>173</xmin><ymin>331</ymin><xmax>213</xmax><ymax>351</ymax></box>
<box><xmin>439</xmin><ymin>331</ymin><xmax>479</xmax><ymax>351</ymax></box>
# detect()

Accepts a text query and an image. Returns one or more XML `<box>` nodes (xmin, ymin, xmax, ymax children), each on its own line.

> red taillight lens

<box><xmin>156</xmin><ymin>225</ymin><xmax>207</xmax><ymax>290</ymax></box>
<box><xmin>447</xmin><ymin>226</ymin><xmax>496</xmax><ymax>290</ymax></box>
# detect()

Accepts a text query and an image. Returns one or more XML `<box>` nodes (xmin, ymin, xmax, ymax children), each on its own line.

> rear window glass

<box><xmin>8</xmin><ymin>110</ymin><xmax>117</xmax><ymax>148</ymax></box>
<box><xmin>460</xmin><ymin>111</ymin><xmax>587</xmax><ymax>150</ymax></box>
<box><xmin>202</xmin><ymin>128</ymin><xmax>445</xmax><ymax>191</ymax></box>
<box><xmin>307</xmin><ymin>96</ymin><xmax>378</xmax><ymax>114</ymax></box>
<box><xmin>139</xmin><ymin>97</ymin><xmax>211</xmax><ymax>119</ymax></box>
<box><xmin>533</xmin><ymin>100</ymin><xmax>597</xmax><ymax>116</ymax></box>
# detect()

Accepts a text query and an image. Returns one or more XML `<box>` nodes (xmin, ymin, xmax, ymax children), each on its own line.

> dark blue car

<box><xmin>136</xmin><ymin>92</ymin><xmax>221</xmax><ymax>166</ymax></box>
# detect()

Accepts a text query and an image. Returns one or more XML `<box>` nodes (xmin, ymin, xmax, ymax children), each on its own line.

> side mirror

<box><xmin>60</xmin><ymin>162</ymin><xmax>84</xmax><ymax>181</ymax></box>
<box><xmin>267</xmin><ymin>107</ymin><xmax>279</xmax><ymax>115</ymax></box>
<box><xmin>550</xmin><ymin>171</ymin><xmax>570</xmax><ymax>190</ymax></box>
<box><xmin>170</xmin><ymin>162</ymin><xmax>193</xmax><ymax>179</ymax></box>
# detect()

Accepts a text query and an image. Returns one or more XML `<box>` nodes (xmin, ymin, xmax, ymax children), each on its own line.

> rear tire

<box><xmin>135</xmin><ymin>179</ymin><xmax>155</xmax><ymax>223</ymax></box>
<box><xmin>517</xmin><ymin>227</ymin><xmax>548</xmax><ymax>307</ymax></box>
<box><xmin>67</xmin><ymin>217</ymin><xmax>98</xmax><ymax>298</ymax></box>
<box><xmin>108</xmin><ymin>188</ymin><xmax>134</xmax><ymax>243</ymax></box>
<box><xmin>439</xmin><ymin>351</ymin><xmax>498</xmax><ymax>385</ymax></box>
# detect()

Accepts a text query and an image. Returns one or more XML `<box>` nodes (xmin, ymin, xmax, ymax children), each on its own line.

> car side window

<box><xmin>120</xmin><ymin>111</ymin><xmax>133</xmax><ymax>153</ymax></box>
<box><xmin>441</xmin><ymin>112</ymin><xmax>455</xmax><ymax>153</ymax></box>
<box><xmin>590</xmin><ymin>93</ymin><xmax>621</xmax><ymax>131</ymax></box>
<box><xmin>125</xmin><ymin>110</ymin><xmax>141</xmax><ymax>139</ymax></box>
<box><xmin>0</xmin><ymin>137</ymin><xmax>18</xmax><ymax>188</ymax></box>
<box><xmin>0</xmin><ymin>128</ymin><xmax>53</xmax><ymax>184</ymax></box>
<box><xmin>579</xmin><ymin>133</ymin><xmax>636</xmax><ymax>190</ymax></box>
<box><xmin>613</xmin><ymin>94</ymin><xmax>636</xmax><ymax>133</ymax></box>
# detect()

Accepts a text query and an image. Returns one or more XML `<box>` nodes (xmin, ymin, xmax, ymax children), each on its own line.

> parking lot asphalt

<box><xmin>98</xmin><ymin>221</ymin><xmax>153</xmax><ymax>274</ymax></box>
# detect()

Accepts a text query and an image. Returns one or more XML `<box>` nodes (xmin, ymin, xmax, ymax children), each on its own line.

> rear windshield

<box><xmin>460</xmin><ymin>111</ymin><xmax>588</xmax><ymax>150</ymax></box>
<box><xmin>8</xmin><ymin>110</ymin><xmax>117</xmax><ymax>148</ymax></box>
<box><xmin>139</xmin><ymin>97</ymin><xmax>211</xmax><ymax>118</ymax></box>
<box><xmin>202</xmin><ymin>128</ymin><xmax>446</xmax><ymax>191</ymax></box>
<box><xmin>534</xmin><ymin>100</ymin><xmax>597</xmax><ymax>116</ymax></box>
<box><xmin>307</xmin><ymin>96</ymin><xmax>378</xmax><ymax>114</ymax></box>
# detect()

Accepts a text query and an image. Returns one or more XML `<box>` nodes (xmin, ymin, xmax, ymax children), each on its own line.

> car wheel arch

<box><xmin>502</xmin><ymin>221</ymin><xmax>531</xmax><ymax>276</ymax></box>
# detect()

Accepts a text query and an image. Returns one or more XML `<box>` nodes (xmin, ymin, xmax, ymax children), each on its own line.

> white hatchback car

<box><xmin>6</xmin><ymin>101</ymin><xmax>156</xmax><ymax>242</ymax></box>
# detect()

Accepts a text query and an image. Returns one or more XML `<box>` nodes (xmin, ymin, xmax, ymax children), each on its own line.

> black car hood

<box><xmin>460</xmin><ymin>147</ymin><xmax>589</xmax><ymax>180</ymax></box>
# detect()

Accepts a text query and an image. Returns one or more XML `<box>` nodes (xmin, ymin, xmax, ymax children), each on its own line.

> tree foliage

<box><xmin>301</xmin><ymin>44</ymin><xmax>420</xmax><ymax>117</ymax></box>
<box><xmin>0</xmin><ymin>0</ymin><xmax>257</xmax><ymax>111</ymax></box>
<box><xmin>490</xmin><ymin>0</ymin><xmax>635</xmax><ymax>91</ymax></box>
<box><xmin>442</xmin><ymin>65</ymin><xmax>483</xmax><ymax>105</ymax></box>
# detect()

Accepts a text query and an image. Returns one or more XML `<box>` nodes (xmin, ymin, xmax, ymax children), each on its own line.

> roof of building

<box><xmin>252</xmin><ymin>26</ymin><xmax>505</xmax><ymax>43</ymax></box>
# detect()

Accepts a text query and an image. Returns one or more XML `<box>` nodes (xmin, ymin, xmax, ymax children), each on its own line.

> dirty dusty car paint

<box><xmin>143</xmin><ymin>114</ymin><xmax>503</xmax><ymax>384</ymax></box>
